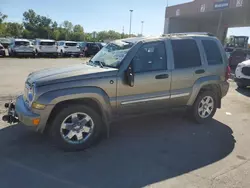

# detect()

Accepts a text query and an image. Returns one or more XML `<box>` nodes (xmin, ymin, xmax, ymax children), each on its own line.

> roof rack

<box><xmin>162</xmin><ymin>32</ymin><xmax>215</xmax><ymax>37</ymax></box>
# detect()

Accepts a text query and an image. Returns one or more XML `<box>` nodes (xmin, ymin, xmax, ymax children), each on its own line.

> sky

<box><xmin>0</xmin><ymin>0</ymin><xmax>250</xmax><ymax>38</ymax></box>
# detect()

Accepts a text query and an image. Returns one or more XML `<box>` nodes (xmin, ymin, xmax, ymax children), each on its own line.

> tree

<box><xmin>0</xmin><ymin>12</ymin><xmax>7</xmax><ymax>24</ymax></box>
<box><xmin>5</xmin><ymin>22</ymin><xmax>24</xmax><ymax>37</ymax></box>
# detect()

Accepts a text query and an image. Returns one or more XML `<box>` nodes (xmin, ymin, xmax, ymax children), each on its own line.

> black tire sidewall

<box><xmin>192</xmin><ymin>91</ymin><xmax>217</xmax><ymax>124</ymax></box>
<box><xmin>49</xmin><ymin>104</ymin><xmax>103</xmax><ymax>151</ymax></box>
<box><xmin>237</xmin><ymin>83</ymin><xmax>246</xmax><ymax>88</ymax></box>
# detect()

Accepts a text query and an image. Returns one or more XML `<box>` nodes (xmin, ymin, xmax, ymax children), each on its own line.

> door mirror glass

<box><xmin>126</xmin><ymin>64</ymin><xmax>134</xmax><ymax>87</ymax></box>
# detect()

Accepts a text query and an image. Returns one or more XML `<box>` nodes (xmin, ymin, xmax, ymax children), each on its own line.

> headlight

<box><xmin>25</xmin><ymin>83</ymin><xmax>36</xmax><ymax>107</ymax></box>
<box><xmin>32</xmin><ymin>102</ymin><xmax>46</xmax><ymax>110</ymax></box>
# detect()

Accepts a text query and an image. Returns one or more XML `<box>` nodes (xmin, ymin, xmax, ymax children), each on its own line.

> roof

<box><xmin>112</xmin><ymin>33</ymin><xmax>215</xmax><ymax>44</ymax></box>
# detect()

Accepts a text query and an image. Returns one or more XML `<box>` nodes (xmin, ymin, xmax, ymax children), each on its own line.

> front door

<box><xmin>116</xmin><ymin>41</ymin><xmax>171</xmax><ymax>115</ymax></box>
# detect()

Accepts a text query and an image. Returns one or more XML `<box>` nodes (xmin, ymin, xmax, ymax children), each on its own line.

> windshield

<box><xmin>66</xmin><ymin>42</ymin><xmax>77</xmax><ymax>46</ymax></box>
<box><xmin>14</xmin><ymin>41</ymin><xmax>30</xmax><ymax>46</ymax></box>
<box><xmin>40</xmin><ymin>41</ymin><xmax>55</xmax><ymax>45</ymax></box>
<box><xmin>90</xmin><ymin>41</ymin><xmax>134</xmax><ymax>68</ymax></box>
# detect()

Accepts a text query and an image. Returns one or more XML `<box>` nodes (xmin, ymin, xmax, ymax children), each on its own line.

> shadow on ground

<box><xmin>236</xmin><ymin>87</ymin><xmax>250</xmax><ymax>97</ymax></box>
<box><xmin>0</xmin><ymin>112</ymin><xmax>235</xmax><ymax>188</ymax></box>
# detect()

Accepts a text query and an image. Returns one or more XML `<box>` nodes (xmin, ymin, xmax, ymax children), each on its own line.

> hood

<box><xmin>27</xmin><ymin>64</ymin><xmax>117</xmax><ymax>86</ymax></box>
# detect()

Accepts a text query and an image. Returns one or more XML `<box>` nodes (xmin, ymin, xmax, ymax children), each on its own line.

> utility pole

<box><xmin>129</xmin><ymin>10</ymin><xmax>133</xmax><ymax>37</ymax></box>
<box><xmin>141</xmin><ymin>21</ymin><xmax>144</xmax><ymax>36</ymax></box>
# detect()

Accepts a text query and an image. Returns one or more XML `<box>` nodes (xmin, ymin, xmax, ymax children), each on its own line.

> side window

<box><xmin>171</xmin><ymin>39</ymin><xmax>201</xmax><ymax>69</ymax></box>
<box><xmin>133</xmin><ymin>42</ymin><xmax>167</xmax><ymax>73</ymax></box>
<box><xmin>202</xmin><ymin>40</ymin><xmax>223</xmax><ymax>65</ymax></box>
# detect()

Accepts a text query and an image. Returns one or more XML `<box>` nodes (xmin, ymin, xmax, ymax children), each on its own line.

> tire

<box><xmin>191</xmin><ymin>91</ymin><xmax>217</xmax><ymax>124</ymax></box>
<box><xmin>237</xmin><ymin>83</ymin><xmax>247</xmax><ymax>89</ymax></box>
<box><xmin>48</xmin><ymin>104</ymin><xmax>103</xmax><ymax>151</ymax></box>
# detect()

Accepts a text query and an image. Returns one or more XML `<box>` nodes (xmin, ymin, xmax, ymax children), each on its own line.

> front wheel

<box><xmin>48</xmin><ymin>104</ymin><xmax>103</xmax><ymax>151</ymax></box>
<box><xmin>191</xmin><ymin>91</ymin><xmax>217</xmax><ymax>124</ymax></box>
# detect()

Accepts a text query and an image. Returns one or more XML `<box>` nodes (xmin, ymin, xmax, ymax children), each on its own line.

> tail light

<box><xmin>226</xmin><ymin>65</ymin><xmax>231</xmax><ymax>80</ymax></box>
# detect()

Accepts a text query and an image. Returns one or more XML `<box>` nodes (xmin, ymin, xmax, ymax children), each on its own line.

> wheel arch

<box><xmin>187</xmin><ymin>76</ymin><xmax>222</xmax><ymax>108</ymax></box>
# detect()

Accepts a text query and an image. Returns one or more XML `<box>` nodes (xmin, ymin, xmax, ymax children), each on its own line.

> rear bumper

<box><xmin>38</xmin><ymin>52</ymin><xmax>58</xmax><ymax>56</ymax></box>
<box><xmin>235</xmin><ymin>78</ymin><xmax>250</xmax><ymax>86</ymax></box>
<box><xmin>15</xmin><ymin>51</ymin><xmax>34</xmax><ymax>56</ymax></box>
<box><xmin>64</xmin><ymin>51</ymin><xmax>80</xmax><ymax>56</ymax></box>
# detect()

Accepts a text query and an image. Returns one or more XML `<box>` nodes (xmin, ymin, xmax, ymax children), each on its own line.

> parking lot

<box><xmin>0</xmin><ymin>58</ymin><xmax>250</xmax><ymax>188</ymax></box>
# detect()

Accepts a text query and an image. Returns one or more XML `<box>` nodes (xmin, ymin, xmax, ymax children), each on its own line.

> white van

<box><xmin>57</xmin><ymin>41</ymin><xmax>80</xmax><ymax>57</ymax></box>
<box><xmin>35</xmin><ymin>39</ymin><xmax>58</xmax><ymax>57</ymax></box>
<box><xmin>8</xmin><ymin>39</ymin><xmax>35</xmax><ymax>57</ymax></box>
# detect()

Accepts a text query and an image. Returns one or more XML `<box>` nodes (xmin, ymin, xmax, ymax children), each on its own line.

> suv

<box><xmin>78</xmin><ymin>42</ymin><xmax>100</xmax><ymax>57</ymax></box>
<box><xmin>235</xmin><ymin>59</ymin><xmax>250</xmax><ymax>88</ymax></box>
<box><xmin>8</xmin><ymin>39</ymin><xmax>35</xmax><ymax>57</ymax></box>
<box><xmin>34</xmin><ymin>39</ymin><xmax>58</xmax><ymax>57</ymax></box>
<box><xmin>57</xmin><ymin>41</ymin><xmax>80</xmax><ymax>57</ymax></box>
<box><xmin>3</xmin><ymin>33</ymin><xmax>230</xmax><ymax>151</ymax></box>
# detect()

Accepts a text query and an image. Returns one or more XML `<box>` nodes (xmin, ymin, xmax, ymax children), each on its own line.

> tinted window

<box><xmin>59</xmin><ymin>42</ymin><xmax>64</xmax><ymax>46</ymax></box>
<box><xmin>14</xmin><ymin>41</ymin><xmax>30</xmax><ymax>46</ymax></box>
<box><xmin>133</xmin><ymin>42</ymin><xmax>167</xmax><ymax>72</ymax></box>
<box><xmin>66</xmin><ymin>42</ymin><xmax>77</xmax><ymax>46</ymax></box>
<box><xmin>171</xmin><ymin>39</ymin><xmax>201</xmax><ymax>69</ymax></box>
<box><xmin>202</xmin><ymin>40</ymin><xmax>223</xmax><ymax>65</ymax></box>
<box><xmin>40</xmin><ymin>41</ymin><xmax>55</xmax><ymax>46</ymax></box>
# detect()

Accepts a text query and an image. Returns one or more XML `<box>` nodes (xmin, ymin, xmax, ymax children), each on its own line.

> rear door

<box><xmin>117</xmin><ymin>41</ymin><xmax>171</xmax><ymax>115</ymax></box>
<box><xmin>170</xmin><ymin>38</ymin><xmax>205</xmax><ymax>106</ymax></box>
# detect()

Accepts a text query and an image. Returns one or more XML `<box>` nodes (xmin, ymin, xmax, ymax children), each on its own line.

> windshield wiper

<box><xmin>93</xmin><ymin>61</ymin><xmax>104</xmax><ymax>68</ymax></box>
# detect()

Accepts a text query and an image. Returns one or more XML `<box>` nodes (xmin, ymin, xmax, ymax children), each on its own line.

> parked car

<box><xmin>57</xmin><ymin>41</ymin><xmax>80</xmax><ymax>57</ymax></box>
<box><xmin>34</xmin><ymin>39</ymin><xmax>58</xmax><ymax>57</ymax></box>
<box><xmin>235</xmin><ymin>59</ymin><xmax>250</xmax><ymax>88</ymax></box>
<box><xmin>0</xmin><ymin>38</ymin><xmax>11</xmax><ymax>49</ymax></box>
<box><xmin>82</xmin><ymin>42</ymin><xmax>100</xmax><ymax>57</ymax></box>
<box><xmin>0</xmin><ymin>43</ymin><xmax>6</xmax><ymax>57</ymax></box>
<box><xmin>8</xmin><ymin>39</ymin><xmax>35</xmax><ymax>57</ymax></box>
<box><xmin>2</xmin><ymin>33</ymin><xmax>230</xmax><ymax>151</ymax></box>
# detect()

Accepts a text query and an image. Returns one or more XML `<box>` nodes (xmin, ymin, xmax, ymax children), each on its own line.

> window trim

<box><xmin>132</xmin><ymin>41</ymin><xmax>168</xmax><ymax>73</ymax></box>
<box><xmin>171</xmin><ymin>38</ymin><xmax>202</xmax><ymax>70</ymax></box>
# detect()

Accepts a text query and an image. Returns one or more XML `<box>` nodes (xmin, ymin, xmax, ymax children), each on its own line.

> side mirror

<box><xmin>126</xmin><ymin>64</ymin><xmax>134</xmax><ymax>87</ymax></box>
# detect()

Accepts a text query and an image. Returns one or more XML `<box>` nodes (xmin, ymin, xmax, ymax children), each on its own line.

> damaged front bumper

<box><xmin>2</xmin><ymin>95</ymin><xmax>40</xmax><ymax>126</ymax></box>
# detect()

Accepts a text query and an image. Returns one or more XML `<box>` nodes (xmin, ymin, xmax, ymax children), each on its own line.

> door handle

<box><xmin>155</xmin><ymin>74</ymin><xmax>169</xmax><ymax>79</ymax></box>
<box><xmin>195</xmin><ymin>69</ymin><xmax>205</xmax><ymax>74</ymax></box>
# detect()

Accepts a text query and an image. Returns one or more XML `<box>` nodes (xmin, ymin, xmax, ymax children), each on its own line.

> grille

<box><xmin>242</xmin><ymin>67</ymin><xmax>250</xmax><ymax>76</ymax></box>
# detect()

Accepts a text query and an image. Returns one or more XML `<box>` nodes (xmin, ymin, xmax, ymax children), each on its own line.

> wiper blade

<box><xmin>94</xmin><ymin>61</ymin><xmax>104</xmax><ymax>68</ymax></box>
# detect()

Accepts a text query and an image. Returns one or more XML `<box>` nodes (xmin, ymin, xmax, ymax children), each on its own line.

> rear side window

<box><xmin>202</xmin><ymin>40</ymin><xmax>223</xmax><ymax>65</ymax></box>
<box><xmin>171</xmin><ymin>39</ymin><xmax>201</xmax><ymax>69</ymax></box>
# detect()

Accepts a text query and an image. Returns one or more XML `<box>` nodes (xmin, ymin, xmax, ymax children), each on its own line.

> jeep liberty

<box><xmin>3</xmin><ymin>33</ymin><xmax>230</xmax><ymax>150</ymax></box>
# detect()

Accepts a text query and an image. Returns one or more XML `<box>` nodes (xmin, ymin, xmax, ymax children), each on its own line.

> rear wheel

<box><xmin>48</xmin><ymin>104</ymin><xmax>103</xmax><ymax>151</ymax></box>
<box><xmin>191</xmin><ymin>91</ymin><xmax>217</xmax><ymax>124</ymax></box>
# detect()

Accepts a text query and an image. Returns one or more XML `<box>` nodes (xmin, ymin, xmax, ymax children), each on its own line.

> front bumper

<box><xmin>235</xmin><ymin>78</ymin><xmax>250</xmax><ymax>86</ymax></box>
<box><xmin>14</xmin><ymin>96</ymin><xmax>40</xmax><ymax>126</ymax></box>
<box><xmin>2</xmin><ymin>95</ymin><xmax>55</xmax><ymax>132</ymax></box>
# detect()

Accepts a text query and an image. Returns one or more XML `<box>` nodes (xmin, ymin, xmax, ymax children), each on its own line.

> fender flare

<box><xmin>187</xmin><ymin>75</ymin><xmax>222</xmax><ymax>106</ymax></box>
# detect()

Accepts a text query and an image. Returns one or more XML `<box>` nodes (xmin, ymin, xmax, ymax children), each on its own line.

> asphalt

<box><xmin>0</xmin><ymin>58</ymin><xmax>250</xmax><ymax>188</ymax></box>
